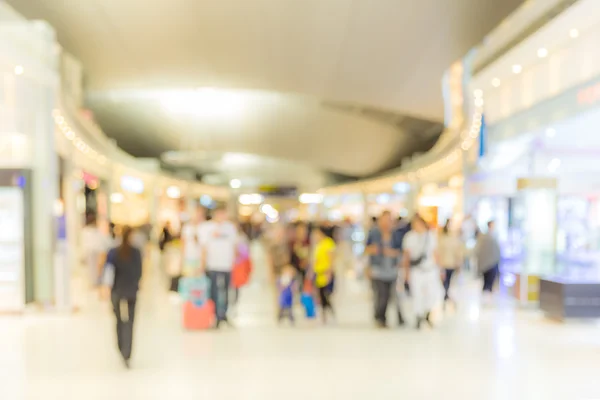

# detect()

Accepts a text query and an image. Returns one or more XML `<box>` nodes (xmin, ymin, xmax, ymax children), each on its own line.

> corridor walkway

<box><xmin>0</xmin><ymin>248</ymin><xmax>598</xmax><ymax>399</ymax></box>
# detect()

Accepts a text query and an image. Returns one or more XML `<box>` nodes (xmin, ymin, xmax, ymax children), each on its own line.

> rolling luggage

<box><xmin>179</xmin><ymin>275</ymin><xmax>215</xmax><ymax>330</ymax></box>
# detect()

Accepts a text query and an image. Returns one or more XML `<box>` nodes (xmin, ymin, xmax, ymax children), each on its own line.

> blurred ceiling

<box><xmin>9</xmin><ymin>0</ymin><xmax>523</xmax><ymax>189</ymax></box>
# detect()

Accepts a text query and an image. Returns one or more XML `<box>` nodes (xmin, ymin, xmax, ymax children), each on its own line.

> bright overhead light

<box><xmin>545</xmin><ymin>128</ymin><xmax>556</xmax><ymax>138</ymax></box>
<box><xmin>569</xmin><ymin>28</ymin><xmax>579</xmax><ymax>39</ymax></box>
<box><xmin>239</xmin><ymin>193</ymin><xmax>263</xmax><ymax>205</ymax></box>
<box><xmin>160</xmin><ymin>88</ymin><xmax>245</xmax><ymax>118</ymax></box>
<box><xmin>512</xmin><ymin>64</ymin><xmax>522</xmax><ymax>74</ymax></box>
<box><xmin>166</xmin><ymin>186</ymin><xmax>181</xmax><ymax>199</ymax></box>
<box><xmin>537</xmin><ymin>47</ymin><xmax>548</xmax><ymax>58</ymax></box>
<box><xmin>547</xmin><ymin>158</ymin><xmax>561</xmax><ymax>173</ymax></box>
<box><xmin>473</xmin><ymin>89</ymin><xmax>483</xmax><ymax>98</ymax></box>
<box><xmin>491</xmin><ymin>78</ymin><xmax>501</xmax><ymax>88</ymax></box>
<box><xmin>230</xmin><ymin>179</ymin><xmax>241</xmax><ymax>189</ymax></box>
<box><xmin>14</xmin><ymin>65</ymin><xmax>24</xmax><ymax>75</ymax></box>
<box><xmin>110</xmin><ymin>193</ymin><xmax>124</xmax><ymax>204</ymax></box>
<box><xmin>299</xmin><ymin>193</ymin><xmax>323</xmax><ymax>204</ymax></box>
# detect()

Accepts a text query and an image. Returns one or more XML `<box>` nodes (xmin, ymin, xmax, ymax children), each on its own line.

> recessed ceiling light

<box><xmin>474</xmin><ymin>89</ymin><xmax>483</xmax><ymax>98</ymax></box>
<box><xmin>569</xmin><ymin>28</ymin><xmax>579</xmax><ymax>39</ymax></box>
<box><xmin>14</xmin><ymin>65</ymin><xmax>23</xmax><ymax>75</ymax></box>
<box><xmin>545</xmin><ymin>128</ymin><xmax>556</xmax><ymax>138</ymax></box>
<box><xmin>491</xmin><ymin>78</ymin><xmax>501</xmax><ymax>88</ymax></box>
<box><xmin>512</xmin><ymin>64</ymin><xmax>522</xmax><ymax>74</ymax></box>
<box><xmin>537</xmin><ymin>48</ymin><xmax>548</xmax><ymax>58</ymax></box>
<box><xmin>230</xmin><ymin>179</ymin><xmax>241</xmax><ymax>189</ymax></box>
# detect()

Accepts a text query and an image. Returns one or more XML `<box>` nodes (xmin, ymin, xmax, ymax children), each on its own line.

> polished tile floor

<box><xmin>1</xmin><ymin>250</ymin><xmax>599</xmax><ymax>399</ymax></box>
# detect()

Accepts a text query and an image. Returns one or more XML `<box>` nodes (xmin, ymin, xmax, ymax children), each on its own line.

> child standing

<box><xmin>277</xmin><ymin>265</ymin><xmax>297</xmax><ymax>324</ymax></box>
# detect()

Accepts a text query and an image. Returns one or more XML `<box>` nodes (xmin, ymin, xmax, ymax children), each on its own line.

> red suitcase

<box><xmin>183</xmin><ymin>300</ymin><xmax>215</xmax><ymax>330</ymax></box>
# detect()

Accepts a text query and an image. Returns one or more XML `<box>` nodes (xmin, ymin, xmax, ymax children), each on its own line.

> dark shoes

<box><xmin>416</xmin><ymin>312</ymin><xmax>434</xmax><ymax>330</ymax></box>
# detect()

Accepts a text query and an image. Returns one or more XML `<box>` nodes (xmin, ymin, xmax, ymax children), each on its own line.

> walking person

<box><xmin>181</xmin><ymin>207</ymin><xmax>205</xmax><ymax>277</ymax></box>
<box><xmin>290</xmin><ymin>222</ymin><xmax>310</xmax><ymax>288</ymax></box>
<box><xmin>81</xmin><ymin>216</ymin><xmax>110</xmax><ymax>288</ymax></box>
<box><xmin>438</xmin><ymin>220</ymin><xmax>464</xmax><ymax>307</ymax></box>
<box><xmin>365</xmin><ymin>211</ymin><xmax>404</xmax><ymax>328</ymax></box>
<box><xmin>313</xmin><ymin>226</ymin><xmax>336</xmax><ymax>323</ymax></box>
<box><xmin>474</xmin><ymin>220</ymin><xmax>501</xmax><ymax>303</ymax></box>
<box><xmin>199</xmin><ymin>206</ymin><xmax>238</xmax><ymax>329</ymax></box>
<box><xmin>403</xmin><ymin>214</ymin><xmax>440</xmax><ymax>329</ymax></box>
<box><xmin>104</xmin><ymin>226</ymin><xmax>142</xmax><ymax>368</ymax></box>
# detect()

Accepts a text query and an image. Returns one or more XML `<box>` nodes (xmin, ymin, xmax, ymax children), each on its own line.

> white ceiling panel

<box><xmin>8</xmin><ymin>0</ymin><xmax>524</xmax><ymax>185</ymax></box>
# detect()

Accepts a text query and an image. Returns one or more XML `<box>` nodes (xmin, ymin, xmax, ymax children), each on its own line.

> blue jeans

<box><xmin>207</xmin><ymin>270</ymin><xmax>231</xmax><ymax>321</ymax></box>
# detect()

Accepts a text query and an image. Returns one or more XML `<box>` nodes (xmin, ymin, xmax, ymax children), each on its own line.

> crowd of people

<box><xmin>83</xmin><ymin>204</ymin><xmax>502</xmax><ymax>368</ymax></box>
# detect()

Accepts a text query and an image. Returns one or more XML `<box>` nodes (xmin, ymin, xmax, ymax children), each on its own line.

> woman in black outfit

<box><xmin>105</xmin><ymin>226</ymin><xmax>142</xmax><ymax>368</ymax></box>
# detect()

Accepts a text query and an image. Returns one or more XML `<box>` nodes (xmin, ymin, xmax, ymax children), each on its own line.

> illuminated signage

<box><xmin>120</xmin><ymin>176</ymin><xmax>144</xmax><ymax>194</ymax></box>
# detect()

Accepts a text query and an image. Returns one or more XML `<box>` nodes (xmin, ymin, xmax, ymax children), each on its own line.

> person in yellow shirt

<box><xmin>312</xmin><ymin>226</ymin><xmax>336</xmax><ymax>323</ymax></box>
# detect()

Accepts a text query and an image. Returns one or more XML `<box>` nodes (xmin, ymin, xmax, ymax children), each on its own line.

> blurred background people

<box><xmin>266</xmin><ymin>223</ymin><xmax>291</xmax><ymax>284</ymax></box>
<box><xmin>104</xmin><ymin>226</ymin><xmax>142</xmax><ymax>369</ymax></box>
<box><xmin>199</xmin><ymin>206</ymin><xmax>238</xmax><ymax>328</ymax></box>
<box><xmin>403</xmin><ymin>214</ymin><xmax>439</xmax><ymax>330</ymax></box>
<box><xmin>313</xmin><ymin>226</ymin><xmax>336</xmax><ymax>324</ymax></box>
<box><xmin>290</xmin><ymin>222</ymin><xmax>310</xmax><ymax>287</ymax></box>
<box><xmin>365</xmin><ymin>211</ymin><xmax>404</xmax><ymax>328</ymax></box>
<box><xmin>277</xmin><ymin>265</ymin><xmax>297</xmax><ymax>325</ymax></box>
<box><xmin>474</xmin><ymin>220</ymin><xmax>501</xmax><ymax>302</ymax></box>
<box><xmin>181</xmin><ymin>207</ymin><xmax>205</xmax><ymax>276</ymax></box>
<box><xmin>438</xmin><ymin>220</ymin><xmax>464</xmax><ymax>307</ymax></box>
<box><xmin>232</xmin><ymin>224</ymin><xmax>251</xmax><ymax>307</ymax></box>
<box><xmin>81</xmin><ymin>216</ymin><xmax>109</xmax><ymax>289</ymax></box>
<box><xmin>159</xmin><ymin>221</ymin><xmax>174</xmax><ymax>252</ymax></box>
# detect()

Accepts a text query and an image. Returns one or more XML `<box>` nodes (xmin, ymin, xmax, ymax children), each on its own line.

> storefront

<box><xmin>466</xmin><ymin>0</ymin><xmax>600</xmax><ymax>302</ymax></box>
<box><xmin>0</xmin><ymin>10</ymin><xmax>59</xmax><ymax>311</ymax></box>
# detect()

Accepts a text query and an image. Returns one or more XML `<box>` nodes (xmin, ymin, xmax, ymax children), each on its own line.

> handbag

<box><xmin>410</xmin><ymin>233</ymin><xmax>429</xmax><ymax>268</ymax></box>
<box><xmin>232</xmin><ymin>258</ymin><xmax>252</xmax><ymax>288</ymax></box>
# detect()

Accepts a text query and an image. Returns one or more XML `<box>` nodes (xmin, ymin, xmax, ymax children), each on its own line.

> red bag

<box><xmin>303</xmin><ymin>278</ymin><xmax>313</xmax><ymax>294</ymax></box>
<box><xmin>232</xmin><ymin>259</ymin><xmax>252</xmax><ymax>289</ymax></box>
<box><xmin>183</xmin><ymin>300</ymin><xmax>215</xmax><ymax>330</ymax></box>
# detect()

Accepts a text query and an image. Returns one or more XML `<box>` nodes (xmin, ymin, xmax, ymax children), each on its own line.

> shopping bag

<box><xmin>178</xmin><ymin>275</ymin><xmax>210</xmax><ymax>306</ymax></box>
<box><xmin>301</xmin><ymin>293</ymin><xmax>316</xmax><ymax>319</ymax></box>
<box><xmin>232</xmin><ymin>258</ymin><xmax>252</xmax><ymax>289</ymax></box>
<box><xmin>302</xmin><ymin>278</ymin><xmax>313</xmax><ymax>294</ymax></box>
<box><xmin>183</xmin><ymin>300</ymin><xmax>215</xmax><ymax>330</ymax></box>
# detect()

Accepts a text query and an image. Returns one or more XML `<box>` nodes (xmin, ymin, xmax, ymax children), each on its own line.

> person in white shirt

<box><xmin>403</xmin><ymin>214</ymin><xmax>440</xmax><ymax>329</ymax></box>
<box><xmin>81</xmin><ymin>217</ymin><xmax>110</xmax><ymax>288</ymax></box>
<box><xmin>199</xmin><ymin>206</ymin><xmax>238</xmax><ymax>328</ymax></box>
<box><xmin>438</xmin><ymin>221</ymin><xmax>465</xmax><ymax>306</ymax></box>
<box><xmin>181</xmin><ymin>207</ymin><xmax>205</xmax><ymax>276</ymax></box>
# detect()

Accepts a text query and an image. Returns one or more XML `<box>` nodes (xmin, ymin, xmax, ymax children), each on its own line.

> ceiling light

<box><xmin>166</xmin><ymin>186</ymin><xmax>181</xmax><ymax>199</ymax></box>
<box><xmin>491</xmin><ymin>78</ymin><xmax>501</xmax><ymax>88</ymax></box>
<box><xmin>299</xmin><ymin>193</ymin><xmax>323</xmax><ymax>204</ymax></box>
<box><xmin>537</xmin><ymin>48</ymin><xmax>548</xmax><ymax>58</ymax></box>
<box><xmin>239</xmin><ymin>193</ymin><xmax>263</xmax><ymax>205</ymax></box>
<box><xmin>545</xmin><ymin>128</ymin><xmax>556</xmax><ymax>138</ymax></box>
<box><xmin>512</xmin><ymin>64</ymin><xmax>522</xmax><ymax>74</ymax></box>
<box><xmin>110</xmin><ymin>193</ymin><xmax>124</xmax><ymax>204</ymax></box>
<box><xmin>230</xmin><ymin>179</ymin><xmax>241</xmax><ymax>189</ymax></box>
<box><xmin>473</xmin><ymin>89</ymin><xmax>483</xmax><ymax>98</ymax></box>
<box><xmin>569</xmin><ymin>28</ymin><xmax>579</xmax><ymax>39</ymax></box>
<box><xmin>160</xmin><ymin>88</ymin><xmax>245</xmax><ymax>118</ymax></box>
<box><xmin>14</xmin><ymin>65</ymin><xmax>24</xmax><ymax>75</ymax></box>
